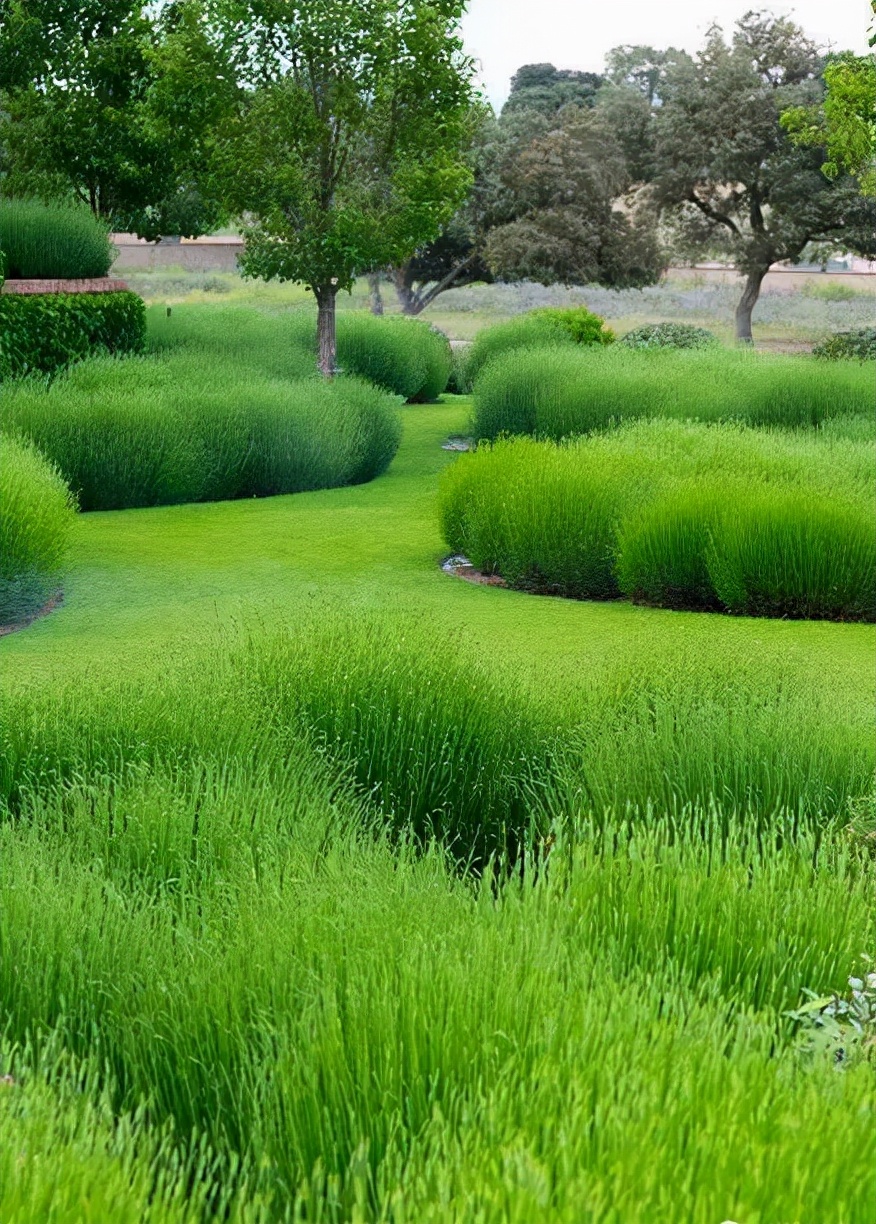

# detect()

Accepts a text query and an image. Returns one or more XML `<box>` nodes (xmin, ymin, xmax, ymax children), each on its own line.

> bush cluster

<box><xmin>530</xmin><ymin>306</ymin><xmax>615</xmax><ymax>346</ymax></box>
<box><xmin>0</xmin><ymin>434</ymin><xmax>76</xmax><ymax>623</ymax></box>
<box><xmin>148</xmin><ymin>304</ymin><xmax>451</xmax><ymax>400</ymax></box>
<box><xmin>620</xmin><ymin>322</ymin><xmax>717</xmax><ymax>350</ymax></box>
<box><xmin>471</xmin><ymin>346</ymin><xmax>872</xmax><ymax>440</ymax></box>
<box><xmin>440</xmin><ymin>421</ymin><xmax>875</xmax><ymax>621</ymax></box>
<box><xmin>1</xmin><ymin>353</ymin><xmax>401</xmax><ymax>511</ymax></box>
<box><xmin>812</xmin><ymin>327</ymin><xmax>876</xmax><ymax>361</ymax></box>
<box><xmin>0</xmin><ymin>291</ymin><xmax>146</xmax><ymax>381</ymax></box>
<box><xmin>0</xmin><ymin>198</ymin><xmax>113</xmax><ymax>279</ymax></box>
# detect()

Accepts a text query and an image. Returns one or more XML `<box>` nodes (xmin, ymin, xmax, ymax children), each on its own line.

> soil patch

<box><xmin>441</xmin><ymin>555</ymin><xmax>507</xmax><ymax>587</ymax></box>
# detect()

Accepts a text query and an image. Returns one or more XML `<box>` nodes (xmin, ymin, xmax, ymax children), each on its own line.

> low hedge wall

<box><xmin>439</xmin><ymin>421</ymin><xmax>875</xmax><ymax>622</ymax></box>
<box><xmin>0</xmin><ymin>291</ymin><xmax>146</xmax><ymax>380</ymax></box>
<box><xmin>0</xmin><ymin>198</ymin><xmax>113</xmax><ymax>280</ymax></box>
<box><xmin>0</xmin><ymin>434</ymin><xmax>76</xmax><ymax>623</ymax></box>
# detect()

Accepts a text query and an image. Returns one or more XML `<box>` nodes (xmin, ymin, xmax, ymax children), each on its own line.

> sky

<box><xmin>460</xmin><ymin>0</ymin><xmax>872</xmax><ymax>107</ymax></box>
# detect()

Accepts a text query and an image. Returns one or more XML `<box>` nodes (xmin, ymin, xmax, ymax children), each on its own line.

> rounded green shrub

<box><xmin>530</xmin><ymin>307</ymin><xmax>615</xmax><ymax>346</ymax></box>
<box><xmin>471</xmin><ymin>346</ymin><xmax>872</xmax><ymax>441</ymax></box>
<box><xmin>812</xmin><ymin>328</ymin><xmax>876</xmax><ymax>361</ymax></box>
<box><xmin>148</xmin><ymin>305</ymin><xmax>450</xmax><ymax>401</ymax></box>
<box><xmin>335</xmin><ymin>315</ymin><xmax>451</xmax><ymax>401</ymax></box>
<box><xmin>0</xmin><ymin>353</ymin><xmax>401</xmax><ymax>511</ymax></box>
<box><xmin>0</xmin><ymin>199</ymin><xmax>113</xmax><ymax>279</ymax></box>
<box><xmin>0</xmin><ymin>434</ymin><xmax>76</xmax><ymax>622</ymax></box>
<box><xmin>616</xmin><ymin>482</ymin><xmax>724</xmax><ymax>610</ymax></box>
<box><xmin>620</xmin><ymin>322</ymin><xmax>718</xmax><ymax>350</ymax></box>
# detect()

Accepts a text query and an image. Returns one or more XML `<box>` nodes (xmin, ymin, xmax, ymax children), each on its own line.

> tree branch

<box><xmin>686</xmin><ymin>191</ymin><xmax>741</xmax><ymax>236</ymax></box>
<box><xmin>415</xmin><ymin>252</ymin><xmax>478</xmax><ymax>311</ymax></box>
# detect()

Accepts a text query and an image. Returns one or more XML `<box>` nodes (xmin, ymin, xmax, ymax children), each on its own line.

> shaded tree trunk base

<box><xmin>314</xmin><ymin>284</ymin><xmax>338</xmax><ymax>376</ymax></box>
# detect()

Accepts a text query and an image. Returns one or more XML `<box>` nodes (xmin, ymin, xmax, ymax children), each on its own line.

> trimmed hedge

<box><xmin>1</xmin><ymin>352</ymin><xmax>401</xmax><ymax>511</ymax></box>
<box><xmin>812</xmin><ymin>328</ymin><xmax>876</xmax><ymax>361</ymax></box>
<box><xmin>439</xmin><ymin>421</ymin><xmax>875</xmax><ymax>622</ymax></box>
<box><xmin>334</xmin><ymin>314</ymin><xmax>451</xmax><ymax>401</ymax></box>
<box><xmin>464</xmin><ymin>309</ymin><xmax>613</xmax><ymax>392</ymax></box>
<box><xmin>0</xmin><ymin>292</ymin><xmax>146</xmax><ymax>381</ymax></box>
<box><xmin>0</xmin><ymin>434</ymin><xmax>76</xmax><ymax>623</ymax></box>
<box><xmin>0</xmin><ymin>199</ymin><xmax>113</xmax><ymax>279</ymax></box>
<box><xmin>620</xmin><ymin>322</ymin><xmax>717</xmax><ymax>350</ymax></box>
<box><xmin>471</xmin><ymin>346</ymin><xmax>873</xmax><ymax>440</ymax></box>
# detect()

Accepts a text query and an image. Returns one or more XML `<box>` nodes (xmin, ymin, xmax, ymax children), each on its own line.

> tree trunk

<box><xmin>392</xmin><ymin>266</ymin><xmax>422</xmax><ymax>315</ymax></box>
<box><xmin>368</xmin><ymin>272</ymin><xmax>384</xmax><ymax>315</ymax></box>
<box><xmin>735</xmin><ymin>267</ymin><xmax>769</xmax><ymax>343</ymax></box>
<box><xmin>314</xmin><ymin>283</ymin><xmax>338</xmax><ymax>376</ymax></box>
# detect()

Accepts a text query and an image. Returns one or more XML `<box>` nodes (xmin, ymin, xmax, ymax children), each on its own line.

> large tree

<box><xmin>652</xmin><ymin>11</ymin><xmax>876</xmax><ymax>341</ymax></box>
<box><xmin>484</xmin><ymin>103</ymin><xmax>663</xmax><ymax>289</ymax></box>
<box><xmin>206</xmin><ymin>0</ymin><xmax>475</xmax><ymax>373</ymax></box>
<box><xmin>781</xmin><ymin>53</ymin><xmax>876</xmax><ymax>196</ymax></box>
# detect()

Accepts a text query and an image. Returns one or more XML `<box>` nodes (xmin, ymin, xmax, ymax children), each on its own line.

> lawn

<box><xmin>1</xmin><ymin>312</ymin><xmax>874</xmax><ymax>1219</ymax></box>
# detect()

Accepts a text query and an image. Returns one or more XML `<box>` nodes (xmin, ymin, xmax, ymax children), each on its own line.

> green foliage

<box><xmin>464</xmin><ymin>313</ymin><xmax>575</xmax><ymax>390</ymax></box>
<box><xmin>812</xmin><ymin>327</ymin><xmax>876</xmax><ymax>360</ymax></box>
<box><xmin>620</xmin><ymin>321</ymin><xmax>717</xmax><ymax>349</ymax></box>
<box><xmin>335</xmin><ymin>315</ymin><xmax>451</xmax><ymax>401</ymax></box>
<box><xmin>653</xmin><ymin>14</ymin><xmax>876</xmax><ymax>339</ymax></box>
<box><xmin>238</xmin><ymin>614</ymin><xmax>549</xmax><ymax>858</ymax></box>
<box><xmin>0</xmin><ymin>353</ymin><xmax>401</xmax><ymax>510</ymax></box>
<box><xmin>707</xmin><ymin>488</ymin><xmax>875</xmax><ymax>621</ymax></box>
<box><xmin>0</xmin><ymin>434</ymin><xmax>76</xmax><ymax>623</ymax></box>
<box><xmin>147</xmin><ymin>304</ymin><xmax>450</xmax><ymax>401</ymax></box>
<box><xmin>0</xmin><ymin>198</ymin><xmax>112</xmax><ymax>278</ymax></box>
<box><xmin>471</xmin><ymin>346</ymin><xmax>873</xmax><ymax>440</ymax></box>
<box><xmin>440</xmin><ymin>420</ymin><xmax>875</xmax><ymax>621</ymax></box>
<box><xmin>0</xmin><ymin>3</ymin><xmax>225</xmax><ymax>238</ymax></box>
<box><xmin>0</xmin><ymin>291</ymin><xmax>145</xmax><ymax>380</ymax></box>
<box><xmin>530</xmin><ymin>306</ymin><xmax>615</xmax><ymax>345</ymax></box>
<box><xmin>781</xmin><ymin>53</ymin><xmax>876</xmax><ymax>195</ymax></box>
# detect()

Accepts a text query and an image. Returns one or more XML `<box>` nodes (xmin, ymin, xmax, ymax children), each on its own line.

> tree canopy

<box><xmin>651</xmin><ymin>11</ymin><xmax>876</xmax><ymax>340</ymax></box>
<box><xmin>203</xmin><ymin>0</ymin><xmax>476</xmax><ymax>371</ymax></box>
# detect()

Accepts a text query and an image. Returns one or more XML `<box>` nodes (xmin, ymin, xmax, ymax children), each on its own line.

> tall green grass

<box><xmin>0</xmin><ymin>198</ymin><xmax>113</xmax><ymax>280</ymax></box>
<box><xmin>0</xmin><ymin>434</ymin><xmax>75</xmax><ymax>622</ymax></box>
<box><xmin>471</xmin><ymin>345</ymin><xmax>874</xmax><ymax>439</ymax></box>
<box><xmin>440</xmin><ymin>421</ymin><xmax>876</xmax><ymax>621</ymax></box>
<box><xmin>147</xmin><ymin>305</ymin><xmax>451</xmax><ymax>401</ymax></box>
<box><xmin>0</xmin><ymin>609</ymin><xmax>872</xmax><ymax>1215</ymax></box>
<box><xmin>0</xmin><ymin>353</ymin><xmax>401</xmax><ymax>510</ymax></box>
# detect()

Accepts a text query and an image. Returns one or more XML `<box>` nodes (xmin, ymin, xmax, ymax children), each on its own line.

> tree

<box><xmin>781</xmin><ymin>53</ymin><xmax>876</xmax><ymax>196</ymax></box>
<box><xmin>388</xmin><ymin>62</ymin><xmax>613</xmax><ymax>315</ymax></box>
<box><xmin>484</xmin><ymin>105</ymin><xmax>663</xmax><ymax>289</ymax></box>
<box><xmin>651</xmin><ymin>12</ymin><xmax>876</xmax><ymax>341</ymax></box>
<box><xmin>206</xmin><ymin>0</ymin><xmax>475</xmax><ymax>374</ymax></box>
<box><xmin>0</xmin><ymin>0</ymin><xmax>226</xmax><ymax>238</ymax></box>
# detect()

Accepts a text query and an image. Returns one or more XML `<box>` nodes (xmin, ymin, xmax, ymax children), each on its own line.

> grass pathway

<box><xmin>2</xmin><ymin>397</ymin><xmax>872</xmax><ymax>713</ymax></box>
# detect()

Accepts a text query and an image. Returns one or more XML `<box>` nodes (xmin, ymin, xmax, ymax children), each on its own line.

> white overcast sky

<box><xmin>460</xmin><ymin>0</ymin><xmax>872</xmax><ymax>107</ymax></box>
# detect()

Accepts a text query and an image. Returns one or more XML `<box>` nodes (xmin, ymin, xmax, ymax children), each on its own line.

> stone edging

<box><xmin>1</xmin><ymin>277</ymin><xmax>131</xmax><ymax>295</ymax></box>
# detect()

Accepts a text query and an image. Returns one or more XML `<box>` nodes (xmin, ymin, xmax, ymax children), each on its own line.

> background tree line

<box><xmin>0</xmin><ymin>1</ymin><xmax>873</xmax><ymax>350</ymax></box>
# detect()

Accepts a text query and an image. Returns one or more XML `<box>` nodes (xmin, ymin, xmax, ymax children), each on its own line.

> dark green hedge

<box><xmin>0</xmin><ymin>292</ymin><xmax>146</xmax><ymax>380</ymax></box>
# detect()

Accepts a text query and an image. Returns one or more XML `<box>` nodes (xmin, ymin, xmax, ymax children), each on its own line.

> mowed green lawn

<box><xmin>2</xmin><ymin>396</ymin><xmax>872</xmax><ymax>713</ymax></box>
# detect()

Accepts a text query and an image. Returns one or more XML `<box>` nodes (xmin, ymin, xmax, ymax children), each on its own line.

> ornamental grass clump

<box><xmin>440</xmin><ymin>420</ymin><xmax>875</xmax><ymax>621</ymax></box>
<box><xmin>471</xmin><ymin>346</ymin><xmax>872</xmax><ymax>440</ymax></box>
<box><xmin>1</xmin><ymin>352</ymin><xmax>401</xmax><ymax>510</ymax></box>
<box><xmin>0</xmin><ymin>434</ymin><xmax>76</xmax><ymax>623</ymax></box>
<box><xmin>148</xmin><ymin>304</ymin><xmax>451</xmax><ymax>400</ymax></box>
<box><xmin>0</xmin><ymin>198</ymin><xmax>113</xmax><ymax>279</ymax></box>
